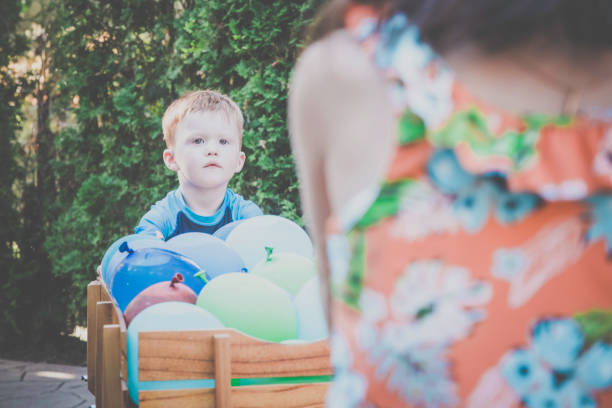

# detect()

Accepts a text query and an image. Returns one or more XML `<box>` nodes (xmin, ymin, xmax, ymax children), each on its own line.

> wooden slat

<box><xmin>112</xmin><ymin>295</ymin><xmax>129</xmax><ymax>383</ymax></box>
<box><xmin>231</xmin><ymin>383</ymin><xmax>329</xmax><ymax>408</ymax></box>
<box><xmin>139</xmin><ymin>383</ymin><xmax>330</xmax><ymax>408</ymax></box>
<box><xmin>139</xmin><ymin>388</ymin><xmax>215</xmax><ymax>408</ymax></box>
<box><xmin>121</xmin><ymin>331</ymin><xmax>128</xmax><ymax>385</ymax></box>
<box><xmin>214</xmin><ymin>334</ymin><xmax>231</xmax><ymax>408</ymax></box>
<box><xmin>87</xmin><ymin>280</ymin><xmax>101</xmax><ymax>395</ymax></box>
<box><xmin>100</xmin><ymin>280</ymin><xmax>112</xmax><ymax>302</ymax></box>
<box><xmin>139</xmin><ymin>330</ymin><xmax>332</xmax><ymax>381</ymax></box>
<box><xmin>100</xmin><ymin>277</ymin><xmax>129</xmax><ymax>383</ymax></box>
<box><xmin>103</xmin><ymin>324</ymin><xmax>123</xmax><ymax>408</ymax></box>
<box><xmin>96</xmin><ymin>301</ymin><xmax>114</xmax><ymax>408</ymax></box>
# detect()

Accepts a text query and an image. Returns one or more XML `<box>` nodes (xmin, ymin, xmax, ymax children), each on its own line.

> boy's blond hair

<box><xmin>162</xmin><ymin>90</ymin><xmax>244</xmax><ymax>148</ymax></box>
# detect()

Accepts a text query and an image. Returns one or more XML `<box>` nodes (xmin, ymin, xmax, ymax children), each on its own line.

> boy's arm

<box><xmin>235</xmin><ymin>200</ymin><xmax>263</xmax><ymax>219</ymax></box>
<box><xmin>134</xmin><ymin>203</ymin><xmax>172</xmax><ymax>239</ymax></box>
<box><xmin>229</xmin><ymin>192</ymin><xmax>263</xmax><ymax>220</ymax></box>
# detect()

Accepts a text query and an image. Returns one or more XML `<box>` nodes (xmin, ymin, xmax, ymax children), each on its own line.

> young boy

<box><xmin>135</xmin><ymin>90</ymin><xmax>262</xmax><ymax>240</ymax></box>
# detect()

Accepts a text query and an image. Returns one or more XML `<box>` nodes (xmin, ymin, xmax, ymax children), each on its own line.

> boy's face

<box><xmin>163</xmin><ymin>110</ymin><xmax>245</xmax><ymax>190</ymax></box>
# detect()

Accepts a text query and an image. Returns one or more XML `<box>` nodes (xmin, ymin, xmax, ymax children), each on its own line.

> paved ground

<box><xmin>0</xmin><ymin>358</ymin><xmax>95</xmax><ymax>408</ymax></box>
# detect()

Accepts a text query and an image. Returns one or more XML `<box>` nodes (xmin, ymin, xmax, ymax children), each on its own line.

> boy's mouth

<box><xmin>204</xmin><ymin>163</ymin><xmax>221</xmax><ymax>168</ymax></box>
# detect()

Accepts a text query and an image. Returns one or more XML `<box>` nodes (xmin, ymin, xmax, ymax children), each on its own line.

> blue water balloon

<box><xmin>213</xmin><ymin>220</ymin><xmax>245</xmax><ymax>241</ymax></box>
<box><xmin>166</xmin><ymin>232</ymin><xmax>246</xmax><ymax>279</ymax></box>
<box><xmin>103</xmin><ymin>236</ymin><xmax>168</xmax><ymax>286</ymax></box>
<box><xmin>110</xmin><ymin>246</ymin><xmax>205</xmax><ymax>312</ymax></box>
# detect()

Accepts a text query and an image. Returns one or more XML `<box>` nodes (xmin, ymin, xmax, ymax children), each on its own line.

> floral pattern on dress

<box><xmin>469</xmin><ymin>313</ymin><xmax>612</xmax><ymax>407</ymax></box>
<box><xmin>427</xmin><ymin>148</ymin><xmax>543</xmax><ymax>233</ymax></box>
<box><xmin>327</xmin><ymin>232</ymin><xmax>351</xmax><ymax>296</ymax></box>
<box><xmin>495</xmin><ymin>317</ymin><xmax>612</xmax><ymax>408</ymax></box>
<box><xmin>584</xmin><ymin>194</ymin><xmax>612</xmax><ymax>254</ymax></box>
<box><xmin>375</xmin><ymin>13</ymin><xmax>455</xmax><ymax>126</ymax></box>
<box><xmin>491</xmin><ymin>248</ymin><xmax>531</xmax><ymax>281</ymax></box>
<box><xmin>429</xmin><ymin>110</ymin><xmax>570</xmax><ymax>174</ymax></box>
<box><xmin>593</xmin><ymin>128</ymin><xmax>612</xmax><ymax>183</ymax></box>
<box><xmin>390</xmin><ymin>180</ymin><xmax>461</xmax><ymax>242</ymax></box>
<box><xmin>389</xmin><ymin>260</ymin><xmax>492</xmax><ymax>342</ymax></box>
<box><xmin>539</xmin><ymin>179</ymin><xmax>589</xmax><ymax>201</ymax></box>
<box><xmin>327</xmin><ymin>331</ymin><xmax>369</xmax><ymax>408</ymax></box>
<box><xmin>490</xmin><ymin>218</ymin><xmax>586</xmax><ymax>308</ymax></box>
<box><xmin>346</xmin><ymin>260</ymin><xmax>492</xmax><ymax>406</ymax></box>
<box><xmin>331</xmin><ymin>6</ymin><xmax>612</xmax><ymax>407</ymax></box>
<box><xmin>354</xmin><ymin>179</ymin><xmax>416</xmax><ymax>230</ymax></box>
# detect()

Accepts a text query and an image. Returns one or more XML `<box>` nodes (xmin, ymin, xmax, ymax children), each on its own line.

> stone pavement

<box><xmin>0</xmin><ymin>358</ymin><xmax>95</xmax><ymax>408</ymax></box>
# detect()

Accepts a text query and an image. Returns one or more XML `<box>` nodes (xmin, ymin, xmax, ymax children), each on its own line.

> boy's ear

<box><xmin>235</xmin><ymin>151</ymin><xmax>246</xmax><ymax>173</ymax></box>
<box><xmin>163</xmin><ymin>149</ymin><xmax>179</xmax><ymax>172</ymax></box>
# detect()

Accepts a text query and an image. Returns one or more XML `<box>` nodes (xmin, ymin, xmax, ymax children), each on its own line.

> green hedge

<box><xmin>0</xmin><ymin>0</ymin><xmax>28</xmax><ymax>341</ymax></box>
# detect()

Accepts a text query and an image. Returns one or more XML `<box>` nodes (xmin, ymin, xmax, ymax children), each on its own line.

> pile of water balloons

<box><xmin>99</xmin><ymin>215</ymin><xmax>328</xmax><ymax>404</ymax></box>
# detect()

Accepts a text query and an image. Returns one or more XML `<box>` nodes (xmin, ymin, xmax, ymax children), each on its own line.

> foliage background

<box><xmin>1</xmin><ymin>0</ymin><xmax>323</xmax><ymax>351</ymax></box>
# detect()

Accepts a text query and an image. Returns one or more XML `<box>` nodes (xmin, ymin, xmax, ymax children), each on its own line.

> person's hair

<box><xmin>308</xmin><ymin>0</ymin><xmax>612</xmax><ymax>53</ymax></box>
<box><xmin>162</xmin><ymin>90</ymin><xmax>244</xmax><ymax>148</ymax></box>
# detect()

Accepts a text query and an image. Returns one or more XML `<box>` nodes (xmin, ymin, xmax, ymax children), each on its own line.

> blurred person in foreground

<box><xmin>289</xmin><ymin>0</ymin><xmax>612</xmax><ymax>406</ymax></box>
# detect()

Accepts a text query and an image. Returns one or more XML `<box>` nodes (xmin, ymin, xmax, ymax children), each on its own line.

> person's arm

<box><xmin>236</xmin><ymin>200</ymin><xmax>264</xmax><ymax>219</ymax></box>
<box><xmin>134</xmin><ymin>201</ymin><xmax>172</xmax><ymax>239</ymax></box>
<box><xmin>289</xmin><ymin>30</ymin><xmax>395</xmax><ymax>324</ymax></box>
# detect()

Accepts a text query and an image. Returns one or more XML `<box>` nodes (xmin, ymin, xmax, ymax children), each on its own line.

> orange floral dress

<box><xmin>325</xmin><ymin>6</ymin><xmax>612</xmax><ymax>408</ymax></box>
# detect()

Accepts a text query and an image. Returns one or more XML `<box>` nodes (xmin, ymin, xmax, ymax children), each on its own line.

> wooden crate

<box><xmin>87</xmin><ymin>279</ymin><xmax>333</xmax><ymax>408</ymax></box>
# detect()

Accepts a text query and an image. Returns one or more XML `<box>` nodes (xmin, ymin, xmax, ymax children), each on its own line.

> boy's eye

<box><xmin>219</xmin><ymin>138</ymin><xmax>229</xmax><ymax>145</ymax></box>
<box><xmin>194</xmin><ymin>137</ymin><xmax>204</xmax><ymax>144</ymax></box>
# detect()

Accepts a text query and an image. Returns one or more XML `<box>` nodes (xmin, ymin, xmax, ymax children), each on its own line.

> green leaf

<box><xmin>339</xmin><ymin>230</ymin><xmax>366</xmax><ymax>310</ymax></box>
<box><xmin>354</xmin><ymin>179</ymin><xmax>416</xmax><ymax>229</ymax></box>
<box><xmin>575</xmin><ymin>310</ymin><xmax>612</xmax><ymax>347</ymax></box>
<box><xmin>398</xmin><ymin>109</ymin><xmax>425</xmax><ymax>145</ymax></box>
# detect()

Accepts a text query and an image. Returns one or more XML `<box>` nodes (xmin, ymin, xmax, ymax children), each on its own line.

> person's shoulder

<box><xmin>225</xmin><ymin>188</ymin><xmax>241</xmax><ymax>202</ymax></box>
<box><xmin>165</xmin><ymin>188</ymin><xmax>184</xmax><ymax>205</ymax></box>
<box><xmin>135</xmin><ymin>188</ymin><xmax>180</xmax><ymax>236</ymax></box>
<box><xmin>226</xmin><ymin>189</ymin><xmax>263</xmax><ymax>217</ymax></box>
<box><xmin>289</xmin><ymin>28</ymin><xmax>390</xmax><ymax>149</ymax></box>
<box><xmin>148</xmin><ymin>188</ymin><xmax>183</xmax><ymax>213</ymax></box>
<box><xmin>293</xmin><ymin>30</ymin><xmax>375</xmax><ymax>88</ymax></box>
<box><xmin>154</xmin><ymin>188</ymin><xmax>176</xmax><ymax>203</ymax></box>
<box><xmin>225</xmin><ymin>188</ymin><xmax>253</xmax><ymax>206</ymax></box>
